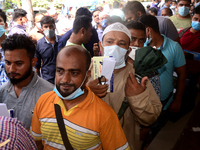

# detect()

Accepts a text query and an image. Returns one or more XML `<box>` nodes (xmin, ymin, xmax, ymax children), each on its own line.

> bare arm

<box><xmin>168</xmin><ymin>65</ymin><xmax>186</xmax><ymax>112</ymax></box>
<box><xmin>35</xmin><ymin>140</ymin><xmax>44</xmax><ymax>150</ymax></box>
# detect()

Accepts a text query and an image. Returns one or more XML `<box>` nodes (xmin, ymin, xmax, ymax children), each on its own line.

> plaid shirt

<box><xmin>0</xmin><ymin>49</ymin><xmax>8</xmax><ymax>86</ymax></box>
<box><xmin>0</xmin><ymin>116</ymin><xmax>37</xmax><ymax>149</ymax></box>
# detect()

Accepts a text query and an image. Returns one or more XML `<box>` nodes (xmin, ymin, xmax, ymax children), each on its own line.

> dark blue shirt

<box><xmin>58</xmin><ymin>27</ymin><xmax>99</xmax><ymax>57</ymax></box>
<box><xmin>35</xmin><ymin>35</ymin><xmax>61</xmax><ymax>84</ymax></box>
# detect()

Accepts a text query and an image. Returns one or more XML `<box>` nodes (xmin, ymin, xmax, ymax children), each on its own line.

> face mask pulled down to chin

<box><xmin>103</xmin><ymin>45</ymin><xmax>128</xmax><ymax>69</ymax></box>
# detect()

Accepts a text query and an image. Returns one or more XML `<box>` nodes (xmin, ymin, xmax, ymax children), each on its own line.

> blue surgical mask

<box><xmin>104</xmin><ymin>45</ymin><xmax>128</xmax><ymax>69</ymax></box>
<box><xmin>192</xmin><ymin>21</ymin><xmax>200</xmax><ymax>31</ymax></box>
<box><xmin>146</xmin><ymin>37</ymin><xmax>152</xmax><ymax>45</ymax></box>
<box><xmin>0</xmin><ymin>25</ymin><xmax>5</xmax><ymax>37</ymax></box>
<box><xmin>195</xmin><ymin>2</ymin><xmax>200</xmax><ymax>8</ymax></box>
<box><xmin>101</xmin><ymin>19</ymin><xmax>108</xmax><ymax>28</ymax></box>
<box><xmin>53</xmin><ymin>72</ymin><xmax>87</xmax><ymax>100</ymax></box>
<box><xmin>170</xmin><ymin>5</ymin><xmax>176</xmax><ymax>9</ymax></box>
<box><xmin>154</xmin><ymin>3</ymin><xmax>158</xmax><ymax>5</ymax></box>
<box><xmin>178</xmin><ymin>6</ymin><xmax>190</xmax><ymax>17</ymax></box>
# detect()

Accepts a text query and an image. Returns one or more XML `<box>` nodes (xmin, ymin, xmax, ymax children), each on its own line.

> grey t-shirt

<box><xmin>156</xmin><ymin>16</ymin><xmax>179</xmax><ymax>41</ymax></box>
<box><xmin>0</xmin><ymin>72</ymin><xmax>54</xmax><ymax>128</ymax></box>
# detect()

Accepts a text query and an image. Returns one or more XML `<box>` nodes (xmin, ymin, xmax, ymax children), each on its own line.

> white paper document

<box><xmin>0</xmin><ymin>103</ymin><xmax>10</xmax><ymax>117</ymax></box>
<box><xmin>101</xmin><ymin>57</ymin><xmax>116</xmax><ymax>84</ymax></box>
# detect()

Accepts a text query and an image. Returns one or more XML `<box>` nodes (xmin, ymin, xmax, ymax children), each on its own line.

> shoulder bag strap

<box><xmin>54</xmin><ymin>104</ymin><xmax>74</xmax><ymax>150</ymax></box>
<box><xmin>179</xmin><ymin>27</ymin><xmax>191</xmax><ymax>39</ymax></box>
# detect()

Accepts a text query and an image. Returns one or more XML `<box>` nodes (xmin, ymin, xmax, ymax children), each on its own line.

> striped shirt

<box><xmin>31</xmin><ymin>86</ymin><xmax>130</xmax><ymax>150</ymax></box>
<box><xmin>0</xmin><ymin>116</ymin><xmax>37</xmax><ymax>149</ymax></box>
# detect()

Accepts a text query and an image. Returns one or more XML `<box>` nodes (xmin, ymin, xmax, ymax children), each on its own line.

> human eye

<box><xmin>16</xmin><ymin>62</ymin><xmax>23</xmax><ymax>66</ymax></box>
<box><xmin>119</xmin><ymin>42</ymin><xmax>126</xmax><ymax>46</ymax></box>
<box><xmin>56</xmin><ymin>69</ymin><xmax>64</xmax><ymax>75</ymax></box>
<box><xmin>106</xmin><ymin>40</ymin><xmax>113</xmax><ymax>44</ymax></box>
<box><xmin>5</xmin><ymin>61</ymin><xmax>11</xmax><ymax>65</ymax></box>
<box><xmin>71</xmin><ymin>71</ymin><xmax>79</xmax><ymax>76</ymax></box>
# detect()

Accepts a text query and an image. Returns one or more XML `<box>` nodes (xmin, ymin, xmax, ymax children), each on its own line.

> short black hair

<box><xmin>177</xmin><ymin>0</ymin><xmax>191</xmax><ymax>4</ymax></box>
<box><xmin>172</xmin><ymin>0</ymin><xmax>177</xmax><ymax>4</ymax></box>
<box><xmin>40</xmin><ymin>16</ymin><xmax>55</xmax><ymax>27</ymax></box>
<box><xmin>126</xmin><ymin>20</ymin><xmax>146</xmax><ymax>34</ymax></box>
<box><xmin>193</xmin><ymin>5</ymin><xmax>200</xmax><ymax>14</ymax></box>
<box><xmin>113</xmin><ymin>1</ymin><xmax>120</xmax><ymax>8</ymax></box>
<box><xmin>75</xmin><ymin>7</ymin><xmax>92</xmax><ymax>19</ymax></box>
<box><xmin>138</xmin><ymin>14</ymin><xmax>160</xmax><ymax>33</ymax></box>
<box><xmin>1</xmin><ymin>34</ymin><xmax>36</xmax><ymax>60</ymax></box>
<box><xmin>13</xmin><ymin>9</ymin><xmax>27</xmax><ymax>21</ymax></box>
<box><xmin>107</xmin><ymin>16</ymin><xmax>123</xmax><ymax>24</ymax></box>
<box><xmin>0</xmin><ymin>9</ymin><xmax>6</xmax><ymax>23</ymax></box>
<box><xmin>162</xmin><ymin>8</ymin><xmax>173</xmax><ymax>16</ymax></box>
<box><xmin>123</xmin><ymin>1</ymin><xmax>146</xmax><ymax>16</ymax></box>
<box><xmin>147</xmin><ymin>5</ymin><xmax>151</xmax><ymax>9</ymax></box>
<box><xmin>73</xmin><ymin>15</ymin><xmax>92</xmax><ymax>34</ymax></box>
<box><xmin>150</xmin><ymin>7</ymin><xmax>158</xmax><ymax>15</ymax></box>
<box><xmin>165</xmin><ymin>0</ymin><xmax>171</xmax><ymax>3</ymax></box>
<box><xmin>96</xmin><ymin>6</ymin><xmax>103</xmax><ymax>11</ymax></box>
<box><xmin>92</xmin><ymin>8</ymin><xmax>100</xmax><ymax>16</ymax></box>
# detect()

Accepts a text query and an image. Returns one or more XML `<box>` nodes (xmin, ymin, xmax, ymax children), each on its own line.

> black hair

<box><xmin>40</xmin><ymin>16</ymin><xmax>55</xmax><ymax>27</ymax></box>
<box><xmin>172</xmin><ymin>0</ymin><xmax>177</xmax><ymax>4</ymax></box>
<box><xmin>107</xmin><ymin>16</ymin><xmax>123</xmax><ymax>24</ymax></box>
<box><xmin>1</xmin><ymin>34</ymin><xmax>36</xmax><ymax>60</ymax></box>
<box><xmin>75</xmin><ymin>7</ymin><xmax>92</xmax><ymax>19</ymax></box>
<box><xmin>138</xmin><ymin>14</ymin><xmax>160</xmax><ymax>33</ymax></box>
<box><xmin>123</xmin><ymin>1</ymin><xmax>146</xmax><ymax>16</ymax></box>
<box><xmin>113</xmin><ymin>1</ymin><xmax>120</xmax><ymax>8</ymax></box>
<box><xmin>165</xmin><ymin>0</ymin><xmax>171</xmax><ymax>3</ymax></box>
<box><xmin>193</xmin><ymin>5</ymin><xmax>200</xmax><ymax>14</ymax></box>
<box><xmin>162</xmin><ymin>8</ymin><xmax>173</xmax><ymax>16</ymax></box>
<box><xmin>125</xmin><ymin>20</ymin><xmax>146</xmax><ymax>34</ymax></box>
<box><xmin>0</xmin><ymin>9</ymin><xmax>6</xmax><ymax>23</ymax></box>
<box><xmin>149</xmin><ymin>7</ymin><xmax>158</xmax><ymax>15</ymax></box>
<box><xmin>13</xmin><ymin>9</ymin><xmax>27</xmax><ymax>21</ymax></box>
<box><xmin>92</xmin><ymin>8</ymin><xmax>100</xmax><ymax>15</ymax></box>
<box><xmin>177</xmin><ymin>0</ymin><xmax>191</xmax><ymax>4</ymax></box>
<box><xmin>73</xmin><ymin>15</ymin><xmax>92</xmax><ymax>34</ymax></box>
<box><xmin>147</xmin><ymin>5</ymin><xmax>151</xmax><ymax>9</ymax></box>
<box><xmin>96</xmin><ymin>6</ymin><xmax>103</xmax><ymax>11</ymax></box>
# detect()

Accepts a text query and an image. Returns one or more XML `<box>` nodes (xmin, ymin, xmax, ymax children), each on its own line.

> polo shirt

<box><xmin>169</xmin><ymin>15</ymin><xmax>191</xmax><ymax>30</ymax></box>
<box><xmin>179</xmin><ymin>28</ymin><xmax>200</xmax><ymax>74</ymax></box>
<box><xmin>144</xmin><ymin>35</ymin><xmax>186</xmax><ymax>110</ymax></box>
<box><xmin>30</xmin><ymin>86</ymin><xmax>130</xmax><ymax>150</ymax></box>
<box><xmin>0</xmin><ymin>72</ymin><xmax>54</xmax><ymax>128</ymax></box>
<box><xmin>0</xmin><ymin>48</ymin><xmax>8</xmax><ymax>86</ymax></box>
<box><xmin>35</xmin><ymin>35</ymin><xmax>61</xmax><ymax>84</ymax></box>
<box><xmin>58</xmin><ymin>27</ymin><xmax>99</xmax><ymax>57</ymax></box>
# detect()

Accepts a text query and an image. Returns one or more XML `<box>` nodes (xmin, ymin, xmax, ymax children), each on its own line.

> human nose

<box><xmin>9</xmin><ymin>64</ymin><xmax>17</xmax><ymax>72</ymax></box>
<box><xmin>133</xmin><ymin>40</ymin><xmax>139</xmax><ymax>47</ymax></box>
<box><xmin>61</xmin><ymin>72</ymin><xmax>71</xmax><ymax>83</ymax></box>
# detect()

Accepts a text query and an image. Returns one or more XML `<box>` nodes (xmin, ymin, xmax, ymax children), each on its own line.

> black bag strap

<box><xmin>54</xmin><ymin>104</ymin><xmax>74</xmax><ymax>150</ymax></box>
<box><xmin>179</xmin><ymin>27</ymin><xmax>191</xmax><ymax>39</ymax></box>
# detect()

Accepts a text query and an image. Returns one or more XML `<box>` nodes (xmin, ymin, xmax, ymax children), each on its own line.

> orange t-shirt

<box><xmin>30</xmin><ymin>86</ymin><xmax>130</xmax><ymax>150</ymax></box>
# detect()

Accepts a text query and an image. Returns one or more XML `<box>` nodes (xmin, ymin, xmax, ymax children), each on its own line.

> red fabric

<box><xmin>179</xmin><ymin>28</ymin><xmax>200</xmax><ymax>74</ymax></box>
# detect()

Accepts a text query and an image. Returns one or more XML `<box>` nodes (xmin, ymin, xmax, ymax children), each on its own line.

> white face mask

<box><xmin>129</xmin><ymin>46</ymin><xmax>139</xmax><ymax>60</ymax></box>
<box><xmin>36</xmin><ymin>22</ymin><xmax>41</xmax><ymax>29</ymax></box>
<box><xmin>103</xmin><ymin>45</ymin><xmax>128</xmax><ymax>69</ymax></box>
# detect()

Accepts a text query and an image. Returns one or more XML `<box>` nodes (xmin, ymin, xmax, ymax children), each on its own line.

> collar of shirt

<box><xmin>6</xmin><ymin>71</ymin><xmax>39</xmax><ymax>92</ymax></box>
<box><xmin>44</xmin><ymin>34</ymin><xmax>58</xmax><ymax>44</ymax></box>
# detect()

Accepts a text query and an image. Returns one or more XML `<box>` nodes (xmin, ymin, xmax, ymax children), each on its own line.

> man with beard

<box><xmin>30</xmin><ymin>45</ymin><xmax>130</xmax><ymax>150</ymax></box>
<box><xmin>0</xmin><ymin>34</ymin><xmax>53</xmax><ymax>129</ymax></box>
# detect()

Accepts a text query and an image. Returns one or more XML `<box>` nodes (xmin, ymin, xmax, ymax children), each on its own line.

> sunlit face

<box><xmin>22</xmin><ymin>15</ymin><xmax>28</xmax><ymax>24</ymax></box>
<box><xmin>101</xmin><ymin>31</ymin><xmax>129</xmax><ymax>55</ymax></box>
<box><xmin>93</xmin><ymin>11</ymin><xmax>100</xmax><ymax>24</ymax></box>
<box><xmin>129</xmin><ymin>29</ymin><xmax>146</xmax><ymax>48</ymax></box>
<box><xmin>35</xmin><ymin>14</ymin><xmax>43</xmax><ymax>24</ymax></box>
<box><xmin>4</xmin><ymin>49</ymin><xmax>33</xmax><ymax>85</ymax></box>
<box><xmin>55</xmin><ymin>50</ymin><xmax>88</xmax><ymax>97</ymax></box>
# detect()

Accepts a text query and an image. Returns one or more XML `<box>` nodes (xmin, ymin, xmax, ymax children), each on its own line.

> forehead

<box><xmin>193</xmin><ymin>14</ymin><xmax>200</xmax><ymax>18</ymax></box>
<box><xmin>57</xmin><ymin>50</ymin><xmax>86</xmax><ymax>70</ymax></box>
<box><xmin>42</xmin><ymin>22</ymin><xmax>54</xmax><ymax>26</ymax></box>
<box><xmin>103</xmin><ymin>31</ymin><xmax>129</xmax><ymax>42</ymax></box>
<box><xmin>4</xmin><ymin>49</ymin><xmax>29</xmax><ymax>60</ymax></box>
<box><xmin>129</xmin><ymin>29</ymin><xmax>145</xmax><ymax>38</ymax></box>
<box><xmin>178</xmin><ymin>0</ymin><xmax>190</xmax><ymax>5</ymax></box>
<box><xmin>161</xmin><ymin>9</ymin><xmax>168</xmax><ymax>14</ymax></box>
<box><xmin>100</xmin><ymin>14</ymin><xmax>109</xmax><ymax>19</ymax></box>
<box><xmin>93</xmin><ymin>11</ymin><xmax>100</xmax><ymax>16</ymax></box>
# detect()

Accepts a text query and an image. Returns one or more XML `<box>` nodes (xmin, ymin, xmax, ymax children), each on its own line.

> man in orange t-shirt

<box><xmin>30</xmin><ymin>45</ymin><xmax>130</xmax><ymax>150</ymax></box>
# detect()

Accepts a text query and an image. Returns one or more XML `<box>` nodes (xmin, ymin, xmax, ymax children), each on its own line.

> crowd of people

<box><xmin>0</xmin><ymin>0</ymin><xmax>199</xmax><ymax>149</ymax></box>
